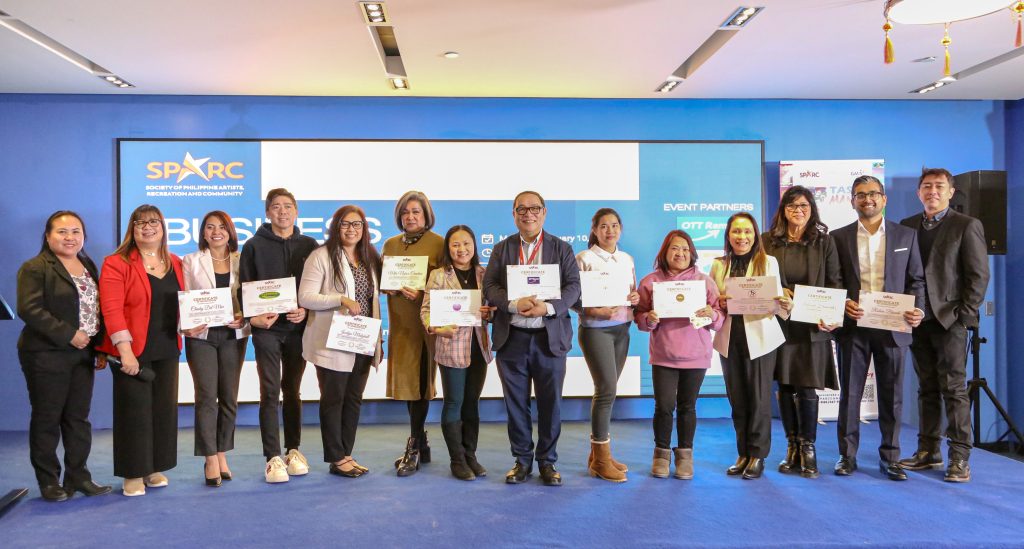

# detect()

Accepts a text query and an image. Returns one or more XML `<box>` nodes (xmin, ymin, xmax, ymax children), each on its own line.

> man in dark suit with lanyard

<box><xmin>831</xmin><ymin>175</ymin><xmax>925</xmax><ymax>480</ymax></box>
<box><xmin>898</xmin><ymin>168</ymin><xmax>989</xmax><ymax>483</ymax></box>
<box><xmin>483</xmin><ymin>190</ymin><xmax>581</xmax><ymax>486</ymax></box>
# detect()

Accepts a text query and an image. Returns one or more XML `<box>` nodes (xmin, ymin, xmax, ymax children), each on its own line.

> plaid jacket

<box><xmin>419</xmin><ymin>266</ymin><xmax>492</xmax><ymax>368</ymax></box>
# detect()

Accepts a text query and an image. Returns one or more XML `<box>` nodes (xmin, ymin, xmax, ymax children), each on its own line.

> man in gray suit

<box><xmin>483</xmin><ymin>190</ymin><xmax>581</xmax><ymax>486</ymax></box>
<box><xmin>898</xmin><ymin>168</ymin><xmax>989</xmax><ymax>483</ymax></box>
<box><xmin>831</xmin><ymin>176</ymin><xmax>925</xmax><ymax>480</ymax></box>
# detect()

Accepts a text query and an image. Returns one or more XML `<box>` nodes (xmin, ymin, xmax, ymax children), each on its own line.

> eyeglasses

<box><xmin>784</xmin><ymin>203</ymin><xmax>811</xmax><ymax>212</ymax></box>
<box><xmin>338</xmin><ymin>221</ymin><xmax>365</xmax><ymax>230</ymax></box>
<box><xmin>854</xmin><ymin>191</ymin><xmax>885</xmax><ymax>201</ymax></box>
<box><xmin>133</xmin><ymin>219</ymin><xmax>162</xmax><ymax>228</ymax></box>
<box><xmin>515</xmin><ymin>206</ymin><xmax>544</xmax><ymax>216</ymax></box>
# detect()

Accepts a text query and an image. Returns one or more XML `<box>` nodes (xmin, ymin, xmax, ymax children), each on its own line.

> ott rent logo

<box><xmin>146</xmin><ymin>152</ymin><xmax>244</xmax><ymax>184</ymax></box>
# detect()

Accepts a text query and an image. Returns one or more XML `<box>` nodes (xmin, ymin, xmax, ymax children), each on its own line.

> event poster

<box><xmin>120</xmin><ymin>139</ymin><xmax>764</xmax><ymax>403</ymax></box>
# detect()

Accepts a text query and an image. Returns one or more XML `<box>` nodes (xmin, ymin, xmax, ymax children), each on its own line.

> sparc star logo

<box><xmin>176</xmin><ymin>152</ymin><xmax>212</xmax><ymax>183</ymax></box>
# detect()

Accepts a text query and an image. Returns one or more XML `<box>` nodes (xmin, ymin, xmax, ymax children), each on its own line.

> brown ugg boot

<box><xmin>674</xmin><ymin>448</ymin><xmax>694</xmax><ymax>480</ymax></box>
<box><xmin>589</xmin><ymin>439</ymin><xmax>627</xmax><ymax>482</ymax></box>
<box><xmin>651</xmin><ymin>448</ymin><xmax>672</xmax><ymax>478</ymax></box>
<box><xmin>588</xmin><ymin>437</ymin><xmax>628</xmax><ymax>472</ymax></box>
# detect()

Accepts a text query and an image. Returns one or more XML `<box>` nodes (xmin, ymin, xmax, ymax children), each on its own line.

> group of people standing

<box><xmin>16</xmin><ymin>167</ymin><xmax>988</xmax><ymax>501</ymax></box>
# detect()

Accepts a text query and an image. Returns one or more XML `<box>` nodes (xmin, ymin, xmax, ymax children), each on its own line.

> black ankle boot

<box><xmin>777</xmin><ymin>391</ymin><xmax>800</xmax><ymax>474</ymax></box>
<box><xmin>418</xmin><ymin>430</ymin><xmax>432</xmax><ymax>464</ymax></box>
<box><xmin>396</xmin><ymin>436</ymin><xmax>420</xmax><ymax>477</ymax></box>
<box><xmin>798</xmin><ymin>394</ymin><xmax>820</xmax><ymax>478</ymax></box>
<box><xmin>442</xmin><ymin>422</ymin><xmax>475</xmax><ymax>481</ymax></box>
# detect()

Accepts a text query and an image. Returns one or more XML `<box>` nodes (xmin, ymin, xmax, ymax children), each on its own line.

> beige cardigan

<box><xmin>298</xmin><ymin>246</ymin><xmax>382</xmax><ymax>372</ymax></box>
<box><xmin>709</xmin><ymin>254</ymin><xmax>787</xmax><ymax>360</ymax></box>
<box><xmin>181</xmin><ymin>249</ymin><xmax>250</xmax><ymax>340</ymax></box>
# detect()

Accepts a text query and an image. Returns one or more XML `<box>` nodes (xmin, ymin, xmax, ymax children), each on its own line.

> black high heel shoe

<box><xmin>205</xmin><ymin>464</ymin><xmax>222</xmax><ymax>487</ymax></box>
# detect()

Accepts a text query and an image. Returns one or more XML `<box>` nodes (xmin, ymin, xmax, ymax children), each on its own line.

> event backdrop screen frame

<box><xmin>117</xmin><ymin>138</ymin><xmax>765</xmax><ymax>404</ymax></box>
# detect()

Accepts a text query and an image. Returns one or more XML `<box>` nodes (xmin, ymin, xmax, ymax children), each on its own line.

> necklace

<box><xmin>145</xmin><ymin>259</ymin><xmax>165</xmax><ymax>271</ymax></box>
<box><xmin>211</xmin><ymin>254</ymin><xmax>230</xmax><ymax>262</ymax></box>
<box><xmin>454</xmin><ymin>267</ymin><xmax>472</xmax><ymax>287</ymax></box>
<box><xmin>141</xmin><ymin>250</ymin><xmax>158</xmax><ymax>257</ymax></box>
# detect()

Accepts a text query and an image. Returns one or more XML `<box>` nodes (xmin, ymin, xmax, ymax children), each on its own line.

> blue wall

<box><xmin>1006</xmin><ymin>98</ymin><xmax>1024</xmax><ymax>434</ymax></box>
<box><xmin>0</xmin><ymin>95</ymin><xmax>1010</xmax><ymax>434</ymax></box>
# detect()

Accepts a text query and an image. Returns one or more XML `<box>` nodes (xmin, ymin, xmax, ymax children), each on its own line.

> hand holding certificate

<box><xmin>857</xmin><ymin>291</ymin><xmax>917</xmax><ymax>333</ymax></box>
<box><xmin>178</xmin><ymin>287</ymin><xmax>235</xmax><ymax>330</ymax></box>
<box><xmin>242</xmin><ymin>277</ymin><xmax>298</xmax><ymax>317</ymax></box>
<box><xmin>429</xmin><ymin>289</ymin><xmax>482</xmax><ymax>327</ymax></box>
<box><xmin>790</xmin><ymin>284</ymin><xmax>846</xmax><ymax>326</ymax></box>
<box><xmin>326</xmin><ymin>313</ymin><xmax>382</xmax><ymax>356</ymax></box>
<box><xmin>580</xmin><ymin>270</ymin><xmax>631</xmax><ymax>307</ymax></box>
<box><xmin>724</xmin><ymin>276</ymin><xmax>780</xmax><ymax>315</ymax></box>
<box><xmin>380</xmin><ymin>256</ymin><xmax>429</xmax><ymax>291</ymax></box>
<box><xmin>652</xmin><ymin>280</ymin><xmax>706</xmax><ymax>319</ymax></box>
<box><xmin>507</xmin><ymin>264</ymin><xmax>561</xmax><ymax>301</ymax></box>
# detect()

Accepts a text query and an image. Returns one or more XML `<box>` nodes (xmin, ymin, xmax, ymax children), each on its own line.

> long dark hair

<box><xmin>115</xmin><ymin>204</ymin><xmax>170</xmax><ymax>266</ymax></box>
<box><xmin>197</xmin><ymin>210</ymin><xmax>239</xmax><ymax>252</ymax></box>
<box><xmin>587</xmin><ymin>208</ymin><xmax>622</xmax><ymax>249</ymax></box>
<box><xmin>721</xmin><ymin>212</ymin><xmax>768</xmax><ymax>276</ymax></box>
<box><xmin>653</xmin><ymin>230</ymin><xmax>697</xmax><ymax>272</ymax></box>
<box><xmin>439</xmin><ymin>225</ymin><xmax>480</xmax><ymax>271</ymax></box>
<box><xmin>768</xmin><ymin>185</ymin><xmax>828</xmax><ymax>244</ymax></box>
<box><xmin>41</xmin><ymin>210</ymin><xmax>91</xmax><ymax>262</ymax></box>
<box><xmin>325</xmin><ymin>205</ymin><xmax>381</xmax><ymax>290</ymax></box>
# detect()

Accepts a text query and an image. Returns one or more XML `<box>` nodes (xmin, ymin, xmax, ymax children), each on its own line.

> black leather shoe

<box><xmin>943</xmin><ymin>459</ymin><xmax>971</xmax><ymax>483</ymax></box>
<box><xmin>741</xmin><ymin>458</ymin><xmax>765</xmax><ymax>480</ymax></box>
<box><xmin>539</xmin><ymin>464</ymin><xmax>562</xmax><ymax>486</ymax></box>
<box><xmin>898</xmin><ymin>450</ymin><xmax>943</xmax><ymax>471</ymax></box>
<box><xmin>465</xmin><ymin>455</ymin><xmax>487</xmax><ymax>477</ymax></box>
<box><xmin>505</xmin><ymin>462</ymin><xmax>532</xmax><ymax>484</ymax></box>
<box><xmin>40</xmin><ymin>484</ymin><xmax>68</xmax><ymax>502</ymax></box>
<box><xmin>726</xmin><ymin>456</ymin><xmax>749</xmax><ymax>476</ymax></box>
<box><xmin>330</xmin><ymin>462</ymin><xmax>365</xmax><ymax>478</ymax></box>
<box><xmin>64</xmin><ymin>479</ymin><xmax>113</xmax><ymax>497</ymax></box>
<box><xmin>834</xmin><ymin>456</ymin><xmax>858</xmax><ymax>476</ymax></box>
<box><xmin>396</xmin><ymin>436</ymin><xmax>420</xmax><ymax>477</ymax></box>
<box><xmin>880</xmin><ymin>460</ymin><xmax>908</xmax><ymax>481</ymax></box>
<box><xmin>778</xmin><ymin>438</ymin><xmax>800</xmax><ymax>474</ymax></box>
<box><xmin>798</xmin><ymin>440</ymin><xmax>820</xmax><ymax>479</ymax></box>
<box><xmin>450</xmin><ymin>460</ymin><xmax>476</xmax><ymax>481</ymax></box>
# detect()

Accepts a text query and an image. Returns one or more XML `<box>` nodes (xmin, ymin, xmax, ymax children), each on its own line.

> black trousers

<box><xmin>19</xmin><ymin>348</ymin><xmax>96</xmax><ymax>487</ymax></box>
<box><xmin>315</xmin><ymin>356</ymin><xmax>372</xmax><ymax>463</ymax></box>
<box><xmin>252</xmin><ymin>328</ymin><xmax>306</xmax><ymax>459</ymax></box>
<box><xmin>910</xmin><ymin>319</ymin><xmax>972</xmax><ymax>460</ymax></box>
<box><xmin>496</xmin><ymin>328</ymin><xmax>566</xmax><ymax>467</ymax></box>
<box><xmin>185</xmin><ymin>330</ymin><xmax>247</xmax><ymax>456</ymax></box>
<box><xmin>651</xmin><ymin>366</ymin><xmax>706</xmax><ymax>450</ymax></box>
<box><xmin>837</xmin><ymin>329</ymin><xmax>905</xmax><ymax>462</ymax></box>
<box><xmin>112</xmin><ymin>357</ymin><xmax>179</xmax><ymax>479</ymax></box>
<box><xmin>722</xmin><ymin>342</ymin><xmax>776</xmax><ymax>459</ymax></box>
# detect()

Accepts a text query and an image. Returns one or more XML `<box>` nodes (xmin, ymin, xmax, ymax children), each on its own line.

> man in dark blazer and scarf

<box><xmin>483</xmin><ymin>190</ymin><xmax>581</xmax><ymax>486</ymax></box>
<box><xmin>898</xmin><ymin>168</ymin><xmax>989</xmax><ymax>483</ymax></box>
<box><xmin>831</xmin><ymin>176</ymin><xmax>925</xmax><ymax>480</ymax></box>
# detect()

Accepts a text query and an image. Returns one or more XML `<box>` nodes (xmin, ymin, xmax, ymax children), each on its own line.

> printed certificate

<box><xmin>326</xmin><ymin>313</ymin><xmax>382</xmax><ymax>356</ymax></box>
<box><xmin>580</xmin><ymin>270</ymin><xmax>632</xmax><ymax>307</ymax></box>
<box><xmin>507</xmin><ymin>264</ymin><xmax>561</xmax><ymax>301</ymax></box>
<box><xmin>725</xmin><ymin>276</ymin><xmax>779</xmax><ymax>316</ymax></box>
<box><xmin>178</xmin><ymin>287</ymin><xmax>235</xmax><ymax>330</ymax></box>
<box><xmin>858</xmin><ymin>291</ymin><xmax>916</xmax><ymax>333</ymax></box>
<box><xmin>790</xmin><ymin>284</ymin><xmax>847</xmax><ymax>326</ymax></box>
<box><xmin>241</xmin><ymin>277</ymin><xmax>298</xmax><ymax>316</ymax></box>
<box><xmin>380</xmin><ymin>256</ymin><xmax>429</xmax><ymax>291</ymax></box>
<box><xmin>653</xmin><ymin>280</ymin><xmax>706</xmax><ymax>319</ymax></box>
<box><xmin>429</xmin><ymin>289</ymin><xmax>482</xmax><ymax>327</ymax></box>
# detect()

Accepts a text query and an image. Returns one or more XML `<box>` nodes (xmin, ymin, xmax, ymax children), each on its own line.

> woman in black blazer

<box><xmin>764</xmin><ymin>186</ymin><xmax>843</xmax><ymax>479</ymax></box>
<box><xmin>17</xmin><ymin>211</ymin><xmax>112</xmax><ymax>501</ymax></box>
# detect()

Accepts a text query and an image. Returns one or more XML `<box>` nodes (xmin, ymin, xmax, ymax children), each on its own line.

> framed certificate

<box><xmin>580</xmin><ymin>270</ymin><xmax>631</xmax><ymax>307</ymax></box>
<box><xmin>178</xmin><ymin>287</ymin><xmax>235</xmax><ymax>330</ymax></box>
<box><xmin>652</xmin><ymin>280</ymin><xmax>706</xmax><ymax>319</ymax></box>
<box><xmin>380</xmin><ymin>256</ymin><xmax>429</xmax><ymax>291</ymax></box>
<box><xmin>506</xmin><ymin>264</ymin><xmax>561</xmax><ymax>301</ymax></box>
<box><xmin>429</xmin><ymin>289</ymin><xmax>482</xmax><ymax>327</ymax></box>
<box><xmin>326</xmin><ymin>313</ymin><xmax>382</xmax><ymax>356</ymax></box>
<box><xmin>858</xmin><ymin>291</ymin><xmax>916</xmax><ymax>333</ymax></box>
<box><xmin>241</xmin><ymin>277</ymin><xmax>298</xmax><ymax>317</ymax></box>
<box><xmin>790</xmin><ymin>284</ymin><xmax>847</xmax><ymax>326</ymax></box>
<box><xmin>725</xmin><ymin>276</ymin><xmax>779</xmax><ymax>316</ymax></box>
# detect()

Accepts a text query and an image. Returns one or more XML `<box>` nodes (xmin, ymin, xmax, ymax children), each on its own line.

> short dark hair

<box><xmin>394</xmin><ymin>190</ymin><xmax>436</xmax><ymax>232</ymax></box>
<box><xmin>918</xmin><ymin>167</ymin><xmax>954</xmax><ymax>188</ymax></box>
<box><xmin>439</xmin><ymin>225</ymin><xmax>481</xmax><ymax>271</ymax></box>
<box><xmin>198</xmin><ymin>211</ymin><xmax>239</xmax><ymax>252</ymax></box>
<box><xmin>513</xmin><ymin>190</ymin><xmax>545</xmax><ymax>209</ymax></box>
<box><xmin>265</xmin><ymin>188</ymin><xmax>297</xmax><ymax>212</ymax></box>
<box><xmin>654</xmin><ymin>230</ymin><xmax>698</xmax><ymax>272</ymax></box>
<box><xmin>41</xmin><ymin>210</ymin><xmax>89</xmax><ymax>260</ymax></box>
<box><xmin>851</xmin><ymin>175</ymin><xmax>885</xmax><ymax>195</ymax></box>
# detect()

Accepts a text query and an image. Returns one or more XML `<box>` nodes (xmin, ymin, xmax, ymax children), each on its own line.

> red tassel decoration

<box><xmin>1014</xmin><ymin>2</ymin><xmax>1024</xmax><ymax>48</ymax></box>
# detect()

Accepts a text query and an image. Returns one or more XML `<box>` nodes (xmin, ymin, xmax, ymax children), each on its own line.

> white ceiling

<box><xmin>1</xmin><ymin>0</ymin><xmax>1022</xmax><ymax>99</ymax></box>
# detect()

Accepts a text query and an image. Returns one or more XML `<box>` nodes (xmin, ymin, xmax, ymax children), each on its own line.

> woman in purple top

<box><xmin>635</xmin><ymin>230</ymin><xmax>724</xmax><ymax>479</ymax></box>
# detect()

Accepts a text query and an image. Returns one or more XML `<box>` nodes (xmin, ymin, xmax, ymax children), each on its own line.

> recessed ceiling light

<box><xmin>721</xmin><ymin>6</ymin><xmax>764</xmax><ymax>29</ymax></box>
<box><xmin>390</xmin><ymin>77</ymin><xmax>409</xmax><ymax>90</ymax></box>
<box><xmin>912</xmin><ymin>56</ymin><xmax>936</xmax><ymax>63</ymax></box>
<box><xmin>443</xmin><ymin>51</ymin><xmax>459</xmax><ymax>59</ymax></box>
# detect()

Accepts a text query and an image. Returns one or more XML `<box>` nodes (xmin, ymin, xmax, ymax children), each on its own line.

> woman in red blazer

<box><xmin>97</xmin><ymin>205</ymin><xmax>184</xmax><ymax>497</ymax></box>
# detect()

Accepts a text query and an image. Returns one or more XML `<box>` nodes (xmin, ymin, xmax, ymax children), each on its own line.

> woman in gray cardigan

<box><xmin>298</xmin><ymin>205</ymin><xmax>382</xmax><ymax>478</ymax></box>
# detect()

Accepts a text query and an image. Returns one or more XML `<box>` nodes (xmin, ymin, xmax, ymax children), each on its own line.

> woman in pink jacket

<box><xmin>635</xmin><ymin>230</ymin><xmax>724</xmax><ymax>480</ymax></box>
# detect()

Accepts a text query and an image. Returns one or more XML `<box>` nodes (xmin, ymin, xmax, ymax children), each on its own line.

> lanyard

<box><xmin>518</xmin><ymin>232</ymin><xmax>543</xmax><ymax>265</ymax></box>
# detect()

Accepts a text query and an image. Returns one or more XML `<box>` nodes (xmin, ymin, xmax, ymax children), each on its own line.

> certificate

<box><xmin>429</xmin><ymin>290</ymin><xmax>482</xmax><ymax>327</ymax></box>
<box><xmin>380</xmin><ymin>256</ymin><xmax>429</xmax><ymax>291</ymax></box>
<box><xmin>178</xmin><ymin>287</ymin><xmax>235</xmax><ymax>330</ymax></box>
<box><xmin>580</xmin><ymin>270</ymin><xmax>631</xmax><ymax>307</ymax></box>
<box><xmin>790</xmin><ymin>284</ymin><xmax>847</xmax><ymax>326</ymax></box>
<box><xmin>326</xmin><ymin>313</ymin><xmax>382</xmax><ymax>356</ymax></box>
<box><xmin>507</xmin><ymin>264</ymin><xmax>562</xmax><ymax>301</ymax></box>
<box><xmin>241</xmin><ymin>277</ymin><xmax>298</xmax><ymax>316</ymax></box>
<box><xmin>653</xmin><ymin>280</ymin><xmax>706</xmax><ymax>319</ymax></box>
<box><xmin>858</xmin><ymin>291</ymin><xmax>916</xmax><ymax>333</ymax></box>
<box><xmin>725</xmin><ymin>276</ymin><xmax>779</xmax><ymax>315</ymax></box>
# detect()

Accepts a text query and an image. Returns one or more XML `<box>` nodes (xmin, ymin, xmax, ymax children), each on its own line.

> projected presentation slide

<box><xmin>118</xmin><ymin>139</ymin><xmax>764</xmax><ymax>403</ymax></box>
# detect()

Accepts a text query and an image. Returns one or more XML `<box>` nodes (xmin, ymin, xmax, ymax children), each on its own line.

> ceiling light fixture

<box><xmin>721</xmin><ymin>6</ymin><xmax>764</xmax><ymax>29</ymax></box>
<box><xmin>655</xmin><ymin>80</ymin><xmax>681</xmax><ymax>93</ymax></box>
<box><xmin>97</xmin><ymin>74</ymin><xmax>133</xmax><ymax>88</ymax></box>
<box><xmin>443</xmin><ymin>51</ymin><xmax>459</xmax><ymax>59</ymax></box>
<box><xmin>389</xmin><ymin>77</ymin><xmax>409</xmax><ymax>90</ymax></box>
<box><xmin>359</xmin><ymin>1</ymin><xmax>389</xmax><ymax>25</ymax></box>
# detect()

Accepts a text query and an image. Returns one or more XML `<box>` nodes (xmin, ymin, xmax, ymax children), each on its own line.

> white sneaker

<box><xmin>286</xmin><ymin>449</ymin><xmax>310</xmax><ymax>476</ymax></box>
<box><xmin>265</xmin><ymin>456</ymin><xmax>289</xmax><ymax>483</ymax></box>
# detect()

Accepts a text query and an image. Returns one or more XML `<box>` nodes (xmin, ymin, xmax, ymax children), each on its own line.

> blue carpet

<box><xmin>1</xmin><ymin>419</ymin><xmax>1022</xmax><ymax>548</ymax></box>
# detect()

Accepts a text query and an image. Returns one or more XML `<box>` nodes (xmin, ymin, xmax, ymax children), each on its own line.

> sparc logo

<box><xmin>799</xmin><ymin>171</ymin><xmax>821</xmax><ymax>178</ymax></box>
<box><xmin>146</xmin><ymin>152</ymin><xmax>244</xmax><ymax>184</ymax></box>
